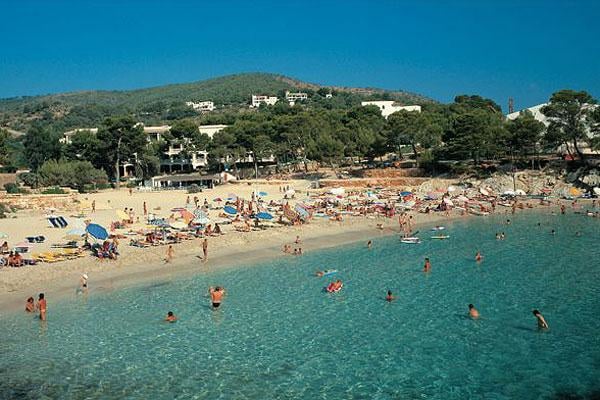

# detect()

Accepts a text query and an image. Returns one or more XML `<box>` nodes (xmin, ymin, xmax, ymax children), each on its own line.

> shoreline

<box><xmin>0</xmin><ymin>211</ymin><xmax>460</xmax><ymax>314</ymax></box>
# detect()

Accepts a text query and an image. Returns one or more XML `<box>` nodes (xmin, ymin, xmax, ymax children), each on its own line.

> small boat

<box><xmin>400</xmin><ymin>237</ymin><xmax>421</xmax><ymax>244</ymax></box>
<box><xmin>431</xmin><ymin>235</ymin><xmax>450</xmax><ymax>240</ymax></box>
<box><xmin>431</xmin><ymin>226</ymin><xmax>445</xmax><ymax>231</ymax></box>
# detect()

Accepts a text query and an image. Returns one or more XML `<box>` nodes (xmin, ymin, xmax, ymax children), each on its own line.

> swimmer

<box><xmin>327</xmin><ymin>280</ymin><xmax>343</xmax><ymax>292</ymax></box>
<box><xmin>209</xmin><ymin>286</ymin><xmax>225</xmax><ymax>309</ymax></box>
<box><xmin>165</xmin><ymin>311</ymin><xmax>177</xmax><ymax>322</ymax></box>
<box><xmin>423</xmin><ymin>257</ymin><xmax>431</xmax><ymax>273</ymax></box>
<box><xmin>367</xmin><ymin>240</ymin><xmax>372</xmax><ymax>249</ymax></box>
<box><xmin>533</xmin><ymin>309</ymin><xmax>549</xmax><ymax>329</ymax></box>
<box><xmin>468</xmin><ymin>304</ymin><xmax>480</xmax><ymax>319</ymax></box>
<box><xmin>37</xmin><ymin>293</ymin><xmax>47</xmax><ymax>321</ymax></box>
<box><xmin>385</xmin><ymin>290</ymin><xmax>396</xmax><ymax>302</ymax></box>
<box><xmin>315</xmin><ymin>271</ymin><xmax>324</xmax><ymax>277</ymax></box>
<box><xmin>551</xmin><ymin>229</ymin><xmax>556</xmax><ymax>235</ymax></box>
<box><xmin>25</xmin><ymin>297</ymin><xmax>35</xmax><ymax>312</ymax></box>
<box><xmin>575</xmin><ymin>231</ymin><xmax>582</xmax><ymax>237</ymax></box>
<box><xmin>495</xmin><ymin>232</ymin><xmax>500</xmax><ymax>240</ymax></box>
<box><xmin>475</xmin><ymin>251</ymin><xmax>483</xmax><ymax>262</ymax></box>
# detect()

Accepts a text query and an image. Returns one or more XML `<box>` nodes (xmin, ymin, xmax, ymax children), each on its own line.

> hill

<box><xmin>0</xmin><ymin>72</ymin><xmax>434</xmax><ymax>131</ymax></box>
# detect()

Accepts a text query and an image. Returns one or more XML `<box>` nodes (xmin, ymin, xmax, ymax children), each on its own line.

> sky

<box><xmin>1</xmin><ymin>0</ymin><xmax>599</xmax><ymax>111</ymax></box>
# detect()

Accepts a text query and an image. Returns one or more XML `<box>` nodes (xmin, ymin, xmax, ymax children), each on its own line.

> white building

<box><xmin>285</xmin><ymin>91</ymin><xmax>308</xmax><ymax>106</ymax></box>
<box><xmin>361</xmin><ymin>101</ymin><xmax>421</xmax><ymax>119</ymax></box>
<box><xmin>185</xmin><ymin>101</ymin><xmax>215</xmax><ymax>112</ymax></box>
<box><xmin>60</xmin><ymin>128</ymin><xmax>98</xmax><ymax>144</ymax></box>
<box><xmin>251</xmin><ymin>95</ymin><xmax>278</xmax><ymax>108</ymax></box>
<box><xmin>198</xmin><ymin>124</ymin><xmax>228</xmax><ymax>138</ymax></box>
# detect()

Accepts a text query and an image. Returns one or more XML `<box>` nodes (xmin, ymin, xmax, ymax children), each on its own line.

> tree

<box><xmin>541</xmin><ymin>90</ymin><xmax>596</xmax><ymax>163</ymax></box>
<box><xmin>506</xmin><ymin>110</ymin><xmax>545</xmax><ymax>159</ymax></box>
<box><xmin>96</xmin><ymin>116</ymin><xmax>147</xmax><ymax>188</ymax></box>
<box><xmin>0</xmin><ymin>129</ymin><xmax>10</xmax><ymax>166</ymax></box>
<box><xmin>65</xmin><ymin>130</ymin><xmax>102</xmax><ymax>166</ymax></box>
<box><xmin>23</xmin><ymin>125</ymin><xmax>63</xmax><ymax>171</ymax></box>
<box><xmin>387</xmin><ymin>111</ymin><xmax>442</xmax><ymax>165</ymax></box>
<box><xmin>169</xmin><ymin>119</ymin><xmax>198</xmax><ymax>139</ymax></box>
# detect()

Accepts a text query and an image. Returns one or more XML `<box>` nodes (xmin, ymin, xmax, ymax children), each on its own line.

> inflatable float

<box><xmin>400</xmin><ymin>237</ymin><xmax>421</xmax><ymax>244</ymax></box>
<box><xmin>431</xmin><ymin>235</ymin><xmax>450</xmax><ymax>240</ymax></box>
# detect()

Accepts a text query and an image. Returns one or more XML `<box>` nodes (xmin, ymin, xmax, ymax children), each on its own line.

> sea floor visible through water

<box><xmin>0</xmin><ymin>211</ymin><xmax>599</xmax><ymax>399</ymax></box>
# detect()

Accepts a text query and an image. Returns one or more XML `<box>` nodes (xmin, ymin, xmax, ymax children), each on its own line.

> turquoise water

<box><xmin>1</xmin><ymin>211</ymin><xmax>599</xmax><ymax>399</ymax></box>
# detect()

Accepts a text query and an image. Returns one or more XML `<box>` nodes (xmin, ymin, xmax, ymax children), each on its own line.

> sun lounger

<box><xmin>26</xmin><ymin>236</ymin><xmax>46</xmax><ymax>243</ymax></box>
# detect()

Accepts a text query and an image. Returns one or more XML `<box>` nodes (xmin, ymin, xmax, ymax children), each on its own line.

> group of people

<box><xmin>25</xmin><ymin>293</ymin><xmax>47</xmax><ymax>321</ymax></box>
<box><xmin>163</xmin><ymin>285</ymin><xmax>226</xmax><ymax>322</ymax></box>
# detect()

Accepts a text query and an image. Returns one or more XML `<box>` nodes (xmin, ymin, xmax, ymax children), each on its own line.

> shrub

<box><xmin>41</xmin><ymin>186</ymin><xmax>66</xmax><ymax>195</ymax></box>
<box><xmin>37</xmin><ymin>159</ymin><xmax>108</xmax><ymax>192</ymax></box>
<box><xmin>17</xmin><ymin>172</ymin><xmax>39</xmax><ymax>188</ymax></box>
<box><xmin>187</xmin><ymin>184</ymin><xmax>202</xmax><ymax>193</ymax></box>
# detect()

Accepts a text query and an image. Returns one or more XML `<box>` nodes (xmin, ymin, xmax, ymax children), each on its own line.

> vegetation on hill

<box><xmin>0</xmin><ymin>73</ymin><xmax>433</xmax><ymax>133</ymax></box>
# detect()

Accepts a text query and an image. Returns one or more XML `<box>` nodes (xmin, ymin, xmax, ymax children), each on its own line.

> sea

<box><xmin>0</xmin><ymin>210</ymin><xmax>599</xmax><ymax>399</ymax></box>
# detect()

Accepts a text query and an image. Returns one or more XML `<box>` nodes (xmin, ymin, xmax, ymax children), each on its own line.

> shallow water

<box><xmin>1</xmin><ymin>211</ymin><xmax>599</xmax><ymax>399</ymax></box>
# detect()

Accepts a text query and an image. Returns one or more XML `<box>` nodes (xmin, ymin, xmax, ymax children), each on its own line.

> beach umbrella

<box><xmin>515</xmin><ymin>189</ymin><xmax>526</xmax><ymax>196</ymax></box>
<box><xmin>179</xmin><ymin>209</ymin><xmax>195</xmax><ymax>223</ymax></box>
<box><xmin>227</xmin><ymin>193</ymin><xmax>238</xmax><ymax>201</ymax></box>
<box><xmin>193</xmin><ymin>216</ymin><xmax>211</xmax><ymax>225</ymax></box>
<box><xmin>192</xmin><ymin>209</ymin><xmax>207</xmax><ymax>218</ymax></box>
<box><xmin>213</xmin><ymin>197</ymin><xmax>222</xmax><ymax>202</ymax></box>
<box><xmin>0</xmin><ymin>232</ymin><xmax>8</xmax><ymax>239</ymax></box>
<box><xmin>503</xmin><ymin>190</ymin><xmax>515</xmax><ymax>196</ymax></box>
<box><xmin>329</xmin><ymin>188</ymin><xmax>344</xmax><ymax>196</ymax></box>
<box><xmin>258</xmin><ymin>191</ymin><xmax>268</xmax><ymax>197</ymax></box>
<box><xmin>170</xmin><ymin>221</ymin><xmax>188</xmax><ymax>230</ymax></box>
<box><xmin>86</xmin><ymin>223</ymin><xmax>109</xmax><ymax>240</ymax></box>
<box><xmin>116</xmin><ymin>210</ymin><xmax>129</xmax><ymax>220</ymax></box>
<box><xmin>223</xmin><ymin>206</ymin><xmax>237</xmax><ymax>215</ymax></box>
<box><xmin>400</xmin><ymin>191</ymin><xmax>412</xmax><ymax>197</ymax></box>
<box><xmin>456</xmin><ymin>195</ymin><xmax>469</xmax><ymax>202</ymax></box>
<box><xmin>479</xmin><ymin>188</ymin><xmax>490</xmax><ymax>196</ymax></box>
<box><xmin>285</xmin><ymin>189</ymin><xmax>296</xmax><ymax>196</ymax></box>
<box><xmin>256</xmin><ymin>212</ymin><xmax>273</xmax><ymax>220</ymax></box>
<box><xmin>569</xmin><ymin>187</ymin><xmax>582</xmax><ymax>196</ymax></box>
<box><xmin>443</xmin><ymin>198</ymin><xmax>454</xmax><ymax>206</ymax></box>
<box><xmin>593</xmin><ymin>187</ymin><xmax>600</xmax><ymax>196</ymax></box>
<box><xmin>295</xmin><ymin>205</ymin><xmax>310</xmax><ymax>220</ymax></box>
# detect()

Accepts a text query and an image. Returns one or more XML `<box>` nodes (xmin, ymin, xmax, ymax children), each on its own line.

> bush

<box><xmin>41</xmin><ymin>186</ymin><xmax>66</xmax><ymax>195</ymax></box>
<box><xmin>0</xmin><ymin>203</ymin><xmax>9</xmax><ymax>218</ymax></box>
<box><xmin>37</xmin><ymin>159</ymin><xmax>108</xmax><ymax>192</ymax></box>
<box><xmin>3</xmin><ymin>182</ymin><xmax>29</xmax><ymax>194</ymax></box>
<box><xmin>187</xmin><ymin>184</ymin><xmax>202</xmax><ymax>193</ymax></box>
<box><xmin>17</xmin><ymin>172</ymin><xmax>39</xmax><ymax>188</ymax></box>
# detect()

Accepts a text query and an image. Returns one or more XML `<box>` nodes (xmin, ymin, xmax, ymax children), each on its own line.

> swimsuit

<box><xmin>212</xmin><ymin>302</ymin><xmax>221</xmax><ymax>308</ymax></box>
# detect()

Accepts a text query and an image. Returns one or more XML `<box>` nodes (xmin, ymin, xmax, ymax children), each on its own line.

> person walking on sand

<box><xmin>202</xmin><ymin>239</ymin><xmax>208</xmax><ymax>262</ymax></box>
<box><xmin>91</xmin><ymin>200</ymin><xmax>96</xmax><ymax>213</ymax></box>
<box><xmin>37</xmin><ymin>293</ymin><xmax>47</xmax><ymax>321</ymax></box>
<box><xmin>143</xmin><ymin>201</ymin><xmax>147</xmax><ymax>216</ymax></box>
<box><xmin>165</xmin><ymin>245</ymin><xmax>174</xmax><ymax>263</ymax></box>
<box><xmin>533</xmin><ymin>310</ymin><xmax>549</xmax><ymax>330</ymax></box>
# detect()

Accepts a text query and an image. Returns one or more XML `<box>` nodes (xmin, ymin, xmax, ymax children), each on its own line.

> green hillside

<box><xmin>0</xmin><ymin>72</ymin><xmax>434</xmax><ymax>132</ymax></box>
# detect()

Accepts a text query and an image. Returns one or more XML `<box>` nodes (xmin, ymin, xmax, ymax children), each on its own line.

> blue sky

<box><xmin>1</xmin><ymin>0</ymin><xmax>599</xmax><ymax>111</ymax></box>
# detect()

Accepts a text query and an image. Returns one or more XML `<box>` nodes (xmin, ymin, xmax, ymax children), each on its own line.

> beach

<box><xmin>0</xmin><ymin>179</ymin><xmax>467</xmax><ymax>309</ymax></box>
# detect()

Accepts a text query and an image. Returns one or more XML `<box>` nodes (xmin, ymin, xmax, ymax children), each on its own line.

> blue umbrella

<box><xmin>400</xmin><ymin>191</ymin><xmax>412</xmax><ymax>196</ymax></box>
<box><xmin>256</xmin><ymin>212</ymin><xmax>273</xmax><ymax>220</ymax></box>
<box><xmin>86</xmin><ymin>223</ymin><xmax>108</xmax><ymax>240</ymax></box>
<box><xmin>223</xmin><ymin>206</ymin><xmax>237</xmax><ymax>215</ymax></box>
<box><xmin>258</xmin><ymin>191</ymin><xmax>268</xmax><ymax>197</ymax></box>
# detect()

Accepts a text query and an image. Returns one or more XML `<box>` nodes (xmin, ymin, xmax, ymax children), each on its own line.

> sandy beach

<box><xmin>0</xmin><ymin>178</ymin><xmax>479</xmax><ymax>312</ymax></box>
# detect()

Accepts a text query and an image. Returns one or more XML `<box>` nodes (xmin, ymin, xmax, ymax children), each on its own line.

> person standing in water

<box><xmin>386</xmin><ymin>290</ymin><xmax>396</xmax><ymax>302</ymax></box>
<box><xmin>423</xmin><ymin>258</ymin><xmax>431</xmax><ymax>273</ymax></box>
<box><xmin>165</xmin><ymin>311</ymin><xmax>177</xmax><ymax>322</ymax></box>
<box><xmin>367</xmin><ymin>240</ymin><xmax>372</xmax><ymax>249</ymax></box>
<box><xmin>37</xmin><ymin>293</ymin><xmax>47</xmax><ymax>321</ymax></box>
<box><xmin>79</xmin><ymin>274</ymin><xmax>88</xmax><ymax>293</ymax></box>
<box><xmin>475</xmin><ymin>251</ymin><xmax>483</xmax><ymax>262</ymax></box>
<box><xmin>209</xmin><ymin>286</ymin><xmax>225</xmax><ymax>309</ymax></box>
<box><xmin>468</xmin><ymin>304</ymin><xmax>480</xmax><ymax>319</ymax></box>
<box><xmin>533</xmin><ymin>310</ymin><xmax>549</xmax><ymax>329</ymax></box>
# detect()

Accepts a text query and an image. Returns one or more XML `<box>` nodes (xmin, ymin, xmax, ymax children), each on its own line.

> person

<box><xmin>165</xmin><ymin>311</ymin><xmax>177</xmax><ymax>322</ymax></box>
<box><xmin>385</xmin><ymin>290</ymin><xmax>396</xmax><ymax>302</ymax></box>
<box><xmin>37</xmin><ymin>293</ymin><xmax>47</xmax><ymax>321</ymax></box>
<box><xmin>294</xmin><ymin>235</ymin><xmax>301</xmax><ymax>244</ymax></box>
<box><xmin>327</xmin><ymin>280</ymin><xmax>343</xmax><ymax>292</ymax></box>
<box><xmin>500</xmin><ymin>232</ymin><xmax>506</xmax><ymax>240</ymax></box>
<box><xmin>475</xmin><ymin>251</ymin><xmax>483</xmax><ymax>262</ymax></box>
<box><xmin>551</xmin><ymin>229</ymin><xmax>556</xmax><ymax>235</ymax></box>
<box><xmin>367</xmin><ymin>240</ymin><xmax>372</xmax><ymax>249</ymax></box>
<box><xmin>533</xmin><ymin>309</ymin><xmax>549</xmax><ymax>329</ymax></box>
<box><xmin>214</xmin><ymin>223</ymin><xmax>222</xmax><ymax>235</ymax></box>
<box><xmin>209</xmin><ymin>286</ymin><xmax>225</xmax><ymax>308</ymax></box>
<box><xmin>165</xmin><ymin>245</ymin><xmax>174</xmax><ymax>263</ymax></box>
<box><xmin>143</xmin><ymin>201</ymin><xmax>147</xmax><ymax>216</ymax></box>
<box><xmin>468</xmin><ymin>304</ymin><xmax>480</xmax><ymax>319</ymax></box>
<box><xmin>80</xmin><ymin>274</ymin><xmax>88</xmax><ymax>292</ymax></box>
<box><xmin>315</xmin><ymin>271</ymin><xmax>324</xmax><ymax>277</ymax></box>
<box><xmin>91</xmin><ymin>200</ymin><xmax>96</xmax><ymax>213</ymax></box>
<box><xmin>423</xmin><ymin>257</ymin><xmax>431</xmax><ymax>273</ymax></box>
<box><xmin>202</xmin><ymin>239</ymin><xmax>208</xmax><ymax>262</ymax></box>
<box><xmin>575</xmin><ymin>231</ymin><xmax>582</xmax><ymax>237</ymax></box>
<box><xmin>0</xmin><ymin>241</ymin><xmax>9</xmax><ymax>253</ymax></box>
<box><xmin>25</xmin><ymin>297</ymin><xmax>35</xmax><ymax>312</ymax></box>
